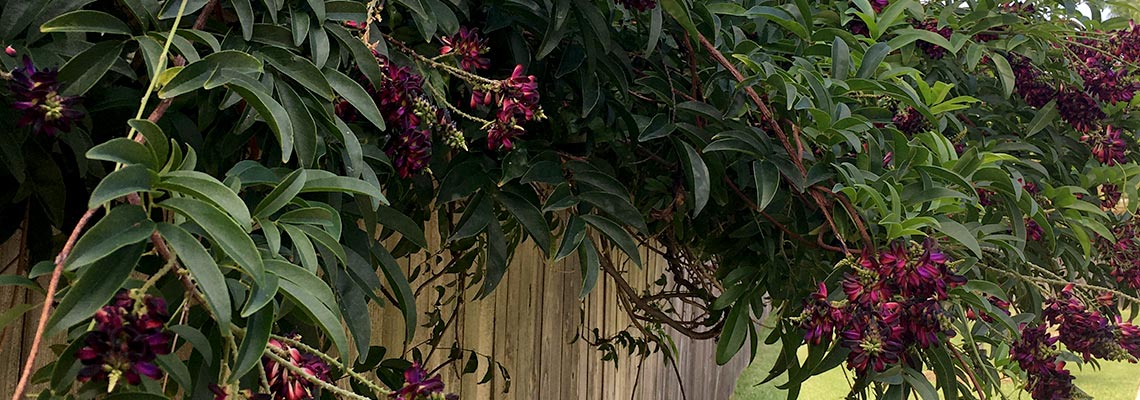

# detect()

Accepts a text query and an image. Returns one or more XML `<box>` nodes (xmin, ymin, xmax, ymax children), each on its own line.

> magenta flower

<box><xmin>891</xmin><ymin>106</ymin><xmax>925</xmax><ymax>135</ymax></box>
<box><xmin>391</xmin><ymin>363</ymin><xmax>457</xmax><ymax>400</ymax></box>
<box><xmin>615</xmin><ymin>0</ymin><xmax>656</xmax><ymax>11</ymax></box>
<box><xmin>1084</xmin><ymin>125</ymin><xmax>1129</xmax><ymax>166</ymax></box>
<box><xmin>263</xmin><ymin>337</ymin><xmax>331</xmax><ymax>400</ymax></box>
<box><xmin>441</xmin><ymin>27</ymin><xmax>490</xmax><ymax>71</ymax></box>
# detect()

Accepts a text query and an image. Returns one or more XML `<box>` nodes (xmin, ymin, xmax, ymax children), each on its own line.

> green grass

<box><xmin>731</xmin><ymin>344</ymin><xmax>1140</xmax><ymax>400</ymax></box>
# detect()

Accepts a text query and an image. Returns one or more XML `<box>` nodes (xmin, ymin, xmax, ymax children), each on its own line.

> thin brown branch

<box><xmin>598</xmin><ymin>243</ymin><xmax>720</xmax><ymax>340</ymax></box>
<box><xmin>950</xmin><ymin>345</ymin><xmax>988</xmax><ymax>400</ymax></box>
<box><xmin>10</xmin><ymin>207</ymin><xmax>98</xmax><ymax>400</ymax></box>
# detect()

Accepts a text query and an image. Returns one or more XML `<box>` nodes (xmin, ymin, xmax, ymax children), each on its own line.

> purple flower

<box><xmin>977</xmin><ymin>188</ymin><xmax>995</xmax><ymax>206</ymax></box>
<box><xmin>441</xmin><ymin>27</ymin><xmax>490</xmax><ymax>71</ymax></box>
<box><xmin>1083</xmin><ymin>125</ymin><xmax>1129</xmax><ymax>166</ymax></box>
<box><xmin>9</xmin><ymin>56</ymin><xmax>83</xmax><ymax>136</ymax></box>
<box><xmin>892</xmin><ymin>106</ymin><xmax>925</xmax><ymax>135</ymax></box>
<box><xmin>1101</xmin><ymin>184</ymin><xmax>1122</xmax><ymax>209</ymax></box>
<box><xmin>76</xmin><ymin>290</ymin><xmax>172</xmax><ymax>388</ymax></box>
<box><xmin>392</xmin><ymin>363</ymin><xmax>456</xmax><ymax>400</ymax></box>
<box><xmin>1056</xmin><ymin>89</ymin><xmax>1105</xmax><ymax>133</ymax></box>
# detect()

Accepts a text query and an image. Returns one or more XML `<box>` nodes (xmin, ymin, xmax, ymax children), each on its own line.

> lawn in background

<box><xmin>731</xmin><ymin>344</ymin><xmax>1140</xmax><ymax>400</ymax></box>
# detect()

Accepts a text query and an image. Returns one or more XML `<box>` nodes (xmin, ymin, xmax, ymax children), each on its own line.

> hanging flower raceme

<box><xmin>262</xmin><ymin>337</ymin><xmax>331</xmax><ymax>400</ymax></box>
<box><xmin>1101</xmin><ymin>184</ymin><xmax>1122</xmax><ymax>209</ymax></box>
<box><xmin>471</xmin><ymin>64</ymin><xmax>544</xmax><ymax>151</ymax></box>
<box><xmin>346</xmin><ymin>55</ymin><xmax>438</xmax><ymax>178</ymax></box>
<box><xmin>9</xmin><ymin>56</ymin><xmax>83</xmax><ymax>136</ymax></box>
<box><xmin>391</xmin><ymin>363</ymin><xmax>457</xmax><ymax>400</ymax></box>
<box><xmin>1010</xmin><ymin>324</ymin><xmax>1077</xmax><ymax>400</ymax></box>
<box><xmin>76</xmin><ymin>290</ymin><xmax>172</xmax><ymax>390</ymax></box>
<box><xmin>1082</xmin><ymin>125</ymin><xmax>1129</xmax><ymax>166</ymax></box>
<box><xmin>1011</xmin><ymin>57</ymin><xmax>1058</xmax><ymax>108</ymax></box>
<box><xmin>440</xmin><ymin>27</ymin><xmax>490</xmax><ymax>71</ymax></box>
<box><xmin>797</xmin><ymin>240</ymin><xmax>966</xmax><ymax>376</ymax></box>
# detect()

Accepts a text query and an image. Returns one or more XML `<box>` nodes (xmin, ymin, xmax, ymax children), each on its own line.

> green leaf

<box><xmin>229</xmin><ymin>0</ymin><xmax>254</xmax><ymax>40</ymax></box>
<box><xmin>1025</xmin><ymin>99</ymin><xmax>1057</xmax><ymax>137</ymax></box>
<box><xmin>496</xmin><ymin>191</ymin><xmax>551</xmax><ymax>254</ymax></box>
<box><xmin>578</xmin><ymin>191</ymin><xmax>646</xmax><ymax>233</ymax></box>
<box><xmin>64</xmin><ymin>206</ymin><xmax>154</xmax><ymax>271</ymax></box>
<box><xmin>262</xmin><ymin>47</ymin><xmax>334</xmax><ymax>100</ymax></box>
<box><xmin>294</xmin><ymin>224</ymin><xmax>347</xmax><ymax>265</ymax></box>
<box><xmin>661</xmin><ymin>0</ymin><xmax>699</xmax><ymax>39</ymax></box>
<box><xmin>47</xmin><ymin>244</ymin><xmax>144</xmax><ymax>335</ymax></box>
<box><xmin>159</xmin><ymin>0</ymin><xmax>211</xmax><ymax>19</ymax></box>
<box><xmin>578</xmin><ymin>239</ymin><xmax>600</xmax><ymax>299</ymax></box>
<box><xmin>555</xmin><ymin>217</ymin><xmax>587</xmax><ymax>261</ymax></box>
<box><xmin>302</xmin><ymin>175</ymin><xmax>389</xmax><ymax>206</ymax></box>
<box><xmin>452</xmin><ymin>192</ymin><xmax>493</xmax><ymax>241</ymax></box>
<box><xmin>169</xmin><ymin>324</ymin><xmax>215</xmax><ymax>363</ymax></box>
<box><xmin>0</xmin><ymin>304</ymin><xmax>37</xmax><ymax>337</ymax></box>
<box><xmin>275</xmin><ymin>81</ymin><xmax>318</xmax><ymax>167</ymax></box>
<box><xmin>242</xmin><ymin>274</ymin><xmax>279</xmax><ymax>316</ymax></box>
<box><xmin>479</xmin><ymin>219</ymin><xmax>509</xmax><ymax>298</ymax></box>
<box><xmin>266</xmin><ymin>260</ymin><xmax>339</xmax><ymax>318</ymax></box>
<box><xmin>372</xmin><ymin>243</ymin><xmax>417</xmax><ymax>341</ymax></box>
<box><xmin>676</xmin><ymin>140</ymin><xmax>711</xmax><ymax>217</ymax></box>
<box><xmin>158</xmin><ymin>223</ymin><xmax>233</xmax><ymax>330</ymax></box>
<box><xmin>324</xmin><ymin>67</ymin><xmax>387</xmax><ymax>131</ymax></box>
<box><xmin>831</xmin><ymin>37</ymin><xmax>850</xmax><ymax>80</ymax></box>
<box><xmin>282</xmin><ymin>224</ymin><xmax>319</xmax><ymax>271</ymax></box>
<box><xmin>160</xmin><ymin>171</ymin><xmax>252</xmax><ymax>230</ymax></box>
<box><xmin>158</xmin><ymin>197</ymin><xmax>266</xmax><ymax>285</ymax></box>
<box><xmin>903</xmin><ymin>367</ymin><xmax>939</xmax><ymax>400</ymax></box>
<box><xmin>716</xmin><ymin>305</ymin><xmax>748</xmax><ymax>365</ymax></box>
<box><xmin>59</xmin><ymin>41</ymin><xmax>124</xmax><ymax>96</ymax></box>
<box><xmin>934</xmin><ymin>218</ymin><xmax>981</xmax><ymax>259</ymax></box>
<box><xmin>754</xmin><ymin>161</ymin><xmax>779</xmax><ymax>212</ymax></box>
<box><xmin>857</xmin><ymin>42</ymin><xmax>890</xmax><ymax>79</ymax></box>
<box><xmin>226</xmin><ymin>77</ymin><xmax>295</xmax><ymax>163</ymax></box>
<box><xmin>89</xmin><ymin>164</ymin><xmax>155</xmax><ymax>208</ymax></box>
<box><xmin>992</xmin><ymin>53</ymin><xmax>1015</xmax><ymax>99</ymax></box>
<box><xmin>127</xmin><ymin>119</ymin><xmax>170</xmax><ymax>164</ymax></box>
<box><xmin>582</xmin><ymin>215</ymin><xmax>642</xmax><ymax>267</ymax></box>
<box><xmin>231</xmin><ymin>302</ymin><xmax>275</xmax><ymax>382</ymax></box>
<box><xmin>88</xmin><ymin>138</ymin><xmax>157</xmax><ymax>168</ymax></box>
<box><xmin>376</xmin><ymin>206</ymin><xmax>428</xmax><ymax>250</ymax></box>
<box><xmin>325</xmin><ymin>23</ymin><xmax>382</xmax><ymax>87</ymax></box>
<box><xmin>0</xmin><ymin>275</ymin><xmax>44</xmax><ymax>294</ymax></box>
<box><xmin>254</xmin><ymin>169</ymin><xmax>307</xmax><ymax>218</ymax></box>
<box><xmin>40</xmin><ymin>10</ymin><xmax>132</xmax><ymax>35</ymax></box>
<box><xmin>156</xmin><ymin>353</ymin><xmax>192</xmax><ymax>390</ymax></box>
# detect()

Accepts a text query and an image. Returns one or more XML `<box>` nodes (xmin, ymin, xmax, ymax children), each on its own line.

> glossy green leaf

<box><xmin>754</xmin><ymin>161</ymin><xmax>779</xmax><ymax>212</ymax></box>
<box><xmin>275</xmin><ymin>81</ymin><xmax>318</xmax><ymax>167</ymax></box>
<box><xmin>64</xmin><ymin>206</ymin><xmax>154</xmax><ymax>271</ymax></box>
<box><xmin>127</xmin><ymin>119</ymin><xmax>170</xmax><ymax>163</ymax></box>
<box><xmin>856</xmin><ymin>42</ymin><xmax>890</xmax><ymax>79</ymax></box>
<box><xmin>47</xmin><ymin>244</ymin><xmax>144</xmax><ymax>335</ymax></box>
<box><xmin>87</xmin><ymin>138</ymin><xmax>157</xmax><ymax>167</ymax></box>
<box><xmin>89</xmin><ymin>164</ymin><xmax>155</xmax><ymax>208</ymax></box>
<box><xmin>676</xmin><ymin>140</ymin><xmax>711</xmax><ymax>217</ymax></box>
<box><xmin>161</xmin><ymin>171</ymin><xmax>252</xmax><ymax>230</ymax></box>
<box><xmin>262</xmin><ymin>47</ymin><xmax>334</xmax><ymax>100</ymax></box>
<box><xmin>231</xmin><ymin>302</ymin><xmax>275</xmax><ymax>382</ymax></box>
<box><xmin>578</xmin><ymin>239</ymin><xmax>600</xmax><ymax>299</ymax></box>
<box><xmin>376</xmin><ymin>206</ymin><xmax>428</xmax><ymax>250</ymax></box>
<box><xmin>478</xmin><ymin>219</ymin><xmax>508</xmax><ymax>298</ymax></box>
<box><xmin>59</xmin><ymin>41</ymin><xmax>124</xmax><ymax>96</ymax></box>
<box><xmin>495</xmin><ymin>191</ymin><xmax>552</xmax><ymax>255</ymax></box>
<box><xmin>831</xmin><ymin>37</ymin><xmax>850</xmax><ymax>80</ymax></box>
<box><xmin>372</xmin><ymin>243</ymin><xmax>417</xmax><ymax>341</ymax></box>
<box><xmin>158</xmin><ymin>223</ymin><xmax>233</xmax><ymax>329</ymax></box>
<box><xmin>254</xmin><ymin>169</ymin><xmax>307</xmax><ymax>218</ymax></box>
<box><xmin>992</xmin><ymin>53</ymin><xmax>1015</xmax><ymax>99</ymax></box>
<box><xmin>226</xmin><ymin>77</ymin><xmax>295</xmax><ymax>163</ymax></box>
<box><xmin>301</xmin><ymin>175</ymin><xmax>388</xmax><ymax>206</ymax></box>
<box><xmin>324</xmin><ymin>67</ymin><xmax>387</xmax><ymax>131</ymax></box>
<box><xmin>582</xmin><ymin>215</ymin><xmax>641</xmax><ymax>267</ymax></box>
<box><xmin>41</xmin><ymin>10</ymin><xmax>132</xmax><ymax>35</ymax></box>
<box><xmin>158</xmin><ymin>197</ymin><xmax>266</xmax><ymax>284</ymax></box>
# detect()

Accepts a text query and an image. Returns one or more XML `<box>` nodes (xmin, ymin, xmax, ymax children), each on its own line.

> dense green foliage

<box><xmin>7</xmin><ymin>0</ymin><xmax>1140</xmax><ymax>398</ymax></box>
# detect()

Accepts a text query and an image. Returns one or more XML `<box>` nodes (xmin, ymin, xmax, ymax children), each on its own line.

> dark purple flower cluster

<box><xmin>1104</xmin><ymin>220</ymin><xmax>1140</xmax><ymax>290</ymax></box>
<box><xmin>798</xmin><ymin>240</ymin><xmax>966</xmax><ymax>375</ymax></box>
<box><xmin>392</xmin><ymin>363</ymin><xmax>457</xmax><ymax>400</ymax></box>
<box><xmin>9</xmin><ymin>56</ymin><xmax>83</xmax><ymax>136</ymax></box>
<box><xmin>76</xmin><ymin>291</ymin><xmax>172</xmax><ymax>388</ymax></box>
<box><xmin>1056</xmin><ymin>89</ymin><xmax>1106</xmax><ymax>133</ymax></box>
<box><xmin>373</xmin><ymin>57</ymin><xmax>432</xmax><ymax>178</ymax></box>
<box><xmin>263</xmin><ymin>337</ymin><xmax>331</xmax><ymax>400</ymax></box>
<box><xmin>1081</xmin><ymin>125</ymin><xmax>1129</xmax><ymax>166</ymax></box>
<box><xmin>1101</xmin><ymin>184</ymin><xmax>1122</xmax><ymax>209</ymax></box>
<box><xmin>1012</xmin><ymin>285</ymin><xmax>1140</xmax><ymax>399</ymax></box>
<box><xmin>913</xmin><ymin>20</ymin><xmax>952</xmax><ymax>59</ymax></box>
<box><xmin>441</xmin><ymin>27</ymin><xmax>490</xmax><ymax>72</ymax></box>
<box><xmin>1010</xmin><ymin>325</ymin><xmax>1076</xmax><ymax>400</ymax></box>
<box><xmin>1076</xmin><ymin>56</ymin><xmax>1140</xmax><ymax>104</ymax></box>
<box><xmin>965</xmin><ymin>295</ymin><xmax>1010</xmax><ymax>323</ymax></box>
<box><xmin>615</xmin><ymin>0</ymin><xmax>656</xmax><ymax>12</ymax></box>
<box><xmin>1025</xmin><ymin>217</ymin><xmax>1044</xmax><ymax>242</ymax></box>
<box><xmin>472</xmin><ymin>65</ymin><xmax>543</xmax><ymax>150</ymax></box>
<box><xmin>977</xmin><ymin>188</ymin><xmax>995</xmax><ymax>206</ymax></box>
<box><xmin>1011</xmin><ymin>59</ymin><xmax>1058</xmax><ymax>108</ymax></box>
<box><xmin>892</xmin><ymin>106</ymin><xmax>925</xmax><ymax>134</ymax></box>
<box><xmin>1000</xmin><ymin>1</ymin><xmax>1036</xmax><ymax>16</ymax></box>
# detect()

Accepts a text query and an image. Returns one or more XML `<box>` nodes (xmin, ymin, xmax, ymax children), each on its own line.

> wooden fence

<box><xmin>0</xmin><ymin>223</ymin><xmax>750</xmax><ymax>399</ymax></box>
